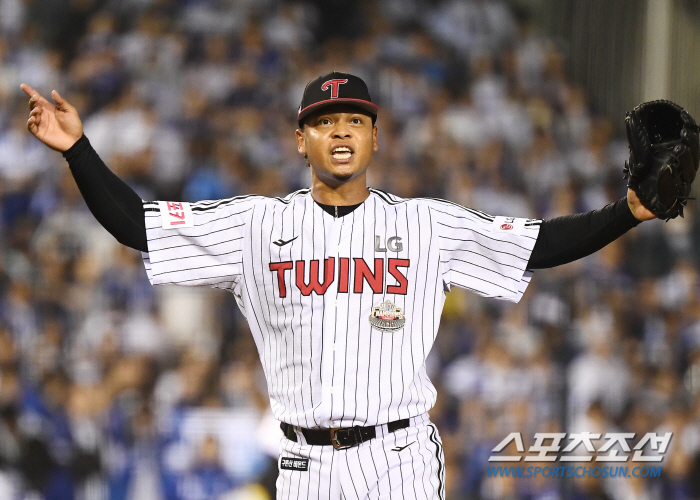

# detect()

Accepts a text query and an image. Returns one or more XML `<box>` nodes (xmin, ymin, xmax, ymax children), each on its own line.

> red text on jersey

<box><xmin>167</xmin><ymin>202</ymin><xmax>186</xmax><ymax>225</ymax></box>
<box><xmin>269</xmin><ymin>258</ymin><xmax>410</xmax><ymax>298</ymax></box>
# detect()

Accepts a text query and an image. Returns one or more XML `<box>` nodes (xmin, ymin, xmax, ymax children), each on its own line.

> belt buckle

<box><xmin>330</xmin><ymin>427</ymin><xmax>354</xmax><ymax>450</ymax></box>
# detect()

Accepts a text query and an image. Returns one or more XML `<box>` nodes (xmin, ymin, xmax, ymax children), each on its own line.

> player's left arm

<box><xmin>527</xmin><ymin>189</ymin><xmax>651</xmax><ymax>269</ymax></box>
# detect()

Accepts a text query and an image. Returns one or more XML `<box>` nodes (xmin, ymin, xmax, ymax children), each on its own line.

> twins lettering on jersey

<box><xmin>269</xmin><ymin>257</ymin><xmax>409</xmax><ymax>298</ymax></box>
<box><xmin>269</xmin><ymin>235</ymin><xmax>408</xmax><ymax>298</ymax></box>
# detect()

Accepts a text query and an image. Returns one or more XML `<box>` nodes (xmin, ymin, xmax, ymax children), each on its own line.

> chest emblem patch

<box><xmin>369</xmin><ymin>300</ymin><xmax>406</xmax><ymax>332</ymax></box>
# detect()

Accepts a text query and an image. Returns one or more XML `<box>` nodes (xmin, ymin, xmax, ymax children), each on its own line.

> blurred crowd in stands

<box><xmin>1</xmin><ymin>0</ymin><xmax>700</xmax><ymax>498</ymax></box>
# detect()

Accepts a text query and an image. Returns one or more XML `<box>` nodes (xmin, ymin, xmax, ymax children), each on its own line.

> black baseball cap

<box><xmin>297</xmin><ymin>71</ymin><xmax>378</xmax><ymax>127</ymax></box>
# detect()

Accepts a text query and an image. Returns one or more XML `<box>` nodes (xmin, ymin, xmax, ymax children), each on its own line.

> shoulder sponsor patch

<box><xmin>280</xmin><ymin>457</ymin><xmax>309</xmax><ymax>471</ymax></box>
<box><xmin>492</xmin><ymin>216</ymin><xmax>525</xmax><ymax>236</ymax></box>
<box><xmin>159</xmin><ymin>201</ymin><xmax>194</xmax><ymax>229</ymax></box>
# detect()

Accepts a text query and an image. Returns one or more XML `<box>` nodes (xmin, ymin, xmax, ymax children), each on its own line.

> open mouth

<box><xmin>331</xmin><ymin>146</ymin><xmax>353</xmax><ymax>160</ymax></box>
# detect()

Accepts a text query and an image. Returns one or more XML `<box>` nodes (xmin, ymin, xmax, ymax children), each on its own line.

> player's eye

<box><xmin>320</xmin><ymin>118</ymin><xmax>332</xmax><ymax>125</ymax></box>
<box><xmin>351</xmin><ymin>117</ymin><xmax>361</xmax><ymax>124</ymax></box>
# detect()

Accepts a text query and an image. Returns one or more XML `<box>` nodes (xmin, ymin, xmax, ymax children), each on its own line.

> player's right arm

<box><xmin>22</xmin><ymin>84</ymin><xmax>247</xmax><ymax>290</ymax></box>
<box><xmin>21</xmin><ymin>84</ymin><xmax>148</xmax><ymax>251</ymax></box>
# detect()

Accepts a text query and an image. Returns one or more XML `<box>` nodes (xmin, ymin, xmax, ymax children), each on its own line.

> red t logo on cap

<box><xmin>321</xmin><ymin>79</ymin><xmax>349</xmax><ymax>99</ymax></box>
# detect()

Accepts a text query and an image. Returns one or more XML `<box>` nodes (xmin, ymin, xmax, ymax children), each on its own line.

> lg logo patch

<box><xmin>375</xmin><ymin>235</ymin><xmax>403</xmax><ymax>252</ymax></box>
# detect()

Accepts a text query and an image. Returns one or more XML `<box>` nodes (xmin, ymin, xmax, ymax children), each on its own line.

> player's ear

<box><xmin>372</xmin><ymin>125</ymin><xmax>378</xmax><ymax>152</ymax></box>
<box><xmin>295</xmin><ymin>128</ymin><xmax>306</xmax><ymax>156</ymax></box>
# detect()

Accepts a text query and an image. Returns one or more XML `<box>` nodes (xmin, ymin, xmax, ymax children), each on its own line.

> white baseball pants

<box><xmin>276</xmin><ymin>413</ymin><xmax>446</xmax><ymax>499</ymax></box>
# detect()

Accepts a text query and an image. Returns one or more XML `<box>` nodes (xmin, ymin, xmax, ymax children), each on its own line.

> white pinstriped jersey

<box><xmin>142</xmin><ymin>188</ymin><xmax>541</xmax><ymax>428</ymax></box>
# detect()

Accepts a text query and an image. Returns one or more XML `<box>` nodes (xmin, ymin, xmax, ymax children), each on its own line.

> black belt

<box><xmin>280</xmin><ymin>419</ymin><xmax>410</xmax><ymax>450</ymax></box>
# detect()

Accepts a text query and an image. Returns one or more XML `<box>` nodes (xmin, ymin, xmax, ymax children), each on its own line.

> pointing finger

<box><xmin>21</xmin><ymin>84</ymin><xmax>53</xmax><ymax>111</ymax></box>
<box><xmin>22</xmin><ymin>85</ymin><xmax>40</xmax><ymax>108</ymax></box>
<box><xmin>20</xmin><ymin>83</ymin><xmax>38</xmax><ymax>98</ymax></box>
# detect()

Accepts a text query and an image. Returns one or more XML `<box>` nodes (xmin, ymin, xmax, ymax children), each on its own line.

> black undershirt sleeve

<box><xmin>527</xmin><ymin>197</ymin><xmax>641</xmax><ymax>269</ymax></box>
<box><xmin>63</xmin><ymin>135</ymin><xmax>148</xmax><ymax>252</ymax></box>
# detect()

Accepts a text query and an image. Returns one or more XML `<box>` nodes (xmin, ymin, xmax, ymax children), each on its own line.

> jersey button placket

<box><xmin>320</xmin><ymin>217</ymin><xmax>343</xmax><ymax>425</ymax></box>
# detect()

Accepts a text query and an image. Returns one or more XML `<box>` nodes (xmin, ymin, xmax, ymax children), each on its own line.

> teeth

<box><xmin>332</xmin><ymin>147</ymin><xmax>352</xmax><ymax>160</ymax></box>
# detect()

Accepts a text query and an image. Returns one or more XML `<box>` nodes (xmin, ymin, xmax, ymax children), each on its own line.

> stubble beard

<box><xmin>331</xmin><ymin>172</ymin><xmax>354</xmax><ymax>183</ymax></box>
<box><xmin>310</xmin><ymin>160</ymin><xmax>357</xmax><ymax>187</ymax></box>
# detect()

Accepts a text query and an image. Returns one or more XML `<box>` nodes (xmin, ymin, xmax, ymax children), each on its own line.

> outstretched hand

<box><xmin>627</xmin><ymin>187</ymin><xmax>656</xmax><ymax>221</ymax></box>
<box><xmin>20</xmin><ymin>83</ymin><xmax>83</xmax><ymax>152</ymax></box>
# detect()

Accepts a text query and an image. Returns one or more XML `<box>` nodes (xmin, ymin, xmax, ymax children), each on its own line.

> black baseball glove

<box><xmin>623</xmin><ymin>100</ymin><xmax>700</xmax><ymax>220</ymax></box>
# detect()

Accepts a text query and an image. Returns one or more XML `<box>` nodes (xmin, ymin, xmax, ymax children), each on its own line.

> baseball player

<box><xmin>21</xmin><ymin>72</ymin><xmax>658</xmax><ymax>499</ymax></box>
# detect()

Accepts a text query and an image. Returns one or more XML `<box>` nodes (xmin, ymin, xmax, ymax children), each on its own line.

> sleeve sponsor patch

<box><xmin>491</xmin><ymin>216</ymin><xmax>526</xmax><ymax>236</ymax></box>
<box><xmin>159</xmin><ymin>201</ymin><xmax>194</xmax><ymax>229</ymax></box>
<box><xmin>280</xmin><ymin>457</ymin><xmax>309</xmax><ymax>471</ymax></box>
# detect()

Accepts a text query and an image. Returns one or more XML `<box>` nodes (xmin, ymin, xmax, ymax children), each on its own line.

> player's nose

<box><xmin>332</xmin><ymin>130</ymin><xmax>351</xmax><ymax>139</ymax></box>
<box><xmin>331</xmin><ymin>121</ymin><xmax>351</xmax><ymax>138</ymax></box>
